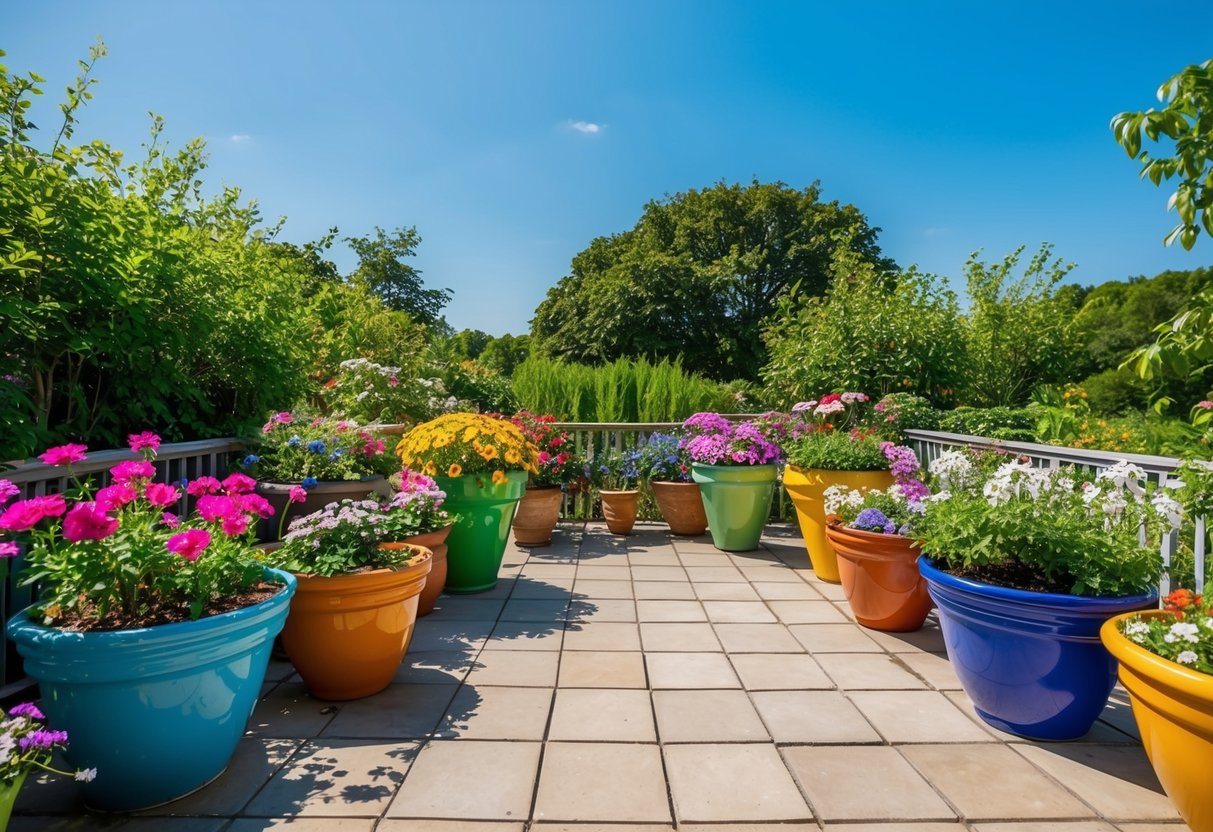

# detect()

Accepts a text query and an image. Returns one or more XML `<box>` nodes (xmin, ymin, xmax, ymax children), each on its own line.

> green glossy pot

<box><xmin>433</xmin><ymin>471</ymin><xmax>528</xmax><ymax>592</ymax></box>
<box><xmin>0</xmin><ymin>772</ymin><xmax>25</xmax><ymax>830</ymax></box>
<box><xmin>690</xmin><ymin>463</ymin><xmax>777</xmax><ymax>552</ymax></box>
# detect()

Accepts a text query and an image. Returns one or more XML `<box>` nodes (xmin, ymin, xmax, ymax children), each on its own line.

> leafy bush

<box><xmin>783</xmin><ymin>431</ymin><xmax>889</xmax><ymax>471</ymax></box>
<box><xmin>938</xmin><ymin>407</ymin><xmax>1039</xmax><ymax>441</ymax></box>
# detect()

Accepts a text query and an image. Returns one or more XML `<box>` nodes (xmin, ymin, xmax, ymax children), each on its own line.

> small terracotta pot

<box><xmin>512</xmin><ymin>486</ymin><xmax>564</xmax><ymax>547</ymax></box>
<box><xmin>400</xmin><ymin>526</ymin><xmax>451</xmax><ymax>616</ymax></box>
<box><xmin>600</xmin><ymin>489</ymin><xmax>639</xmax><ymax>534</ymax></box>
<box><xmin>650</xmin><ymin>480</ymin><xmax>708</xmax><ymax>536</ymax></box>
<box><xmin>280</xmin><ymin>546</ymin><xmax>431</xmax><ymax>701</ymax></box>
<box><xmin>825</xmin><ymin>523</ymin><xmax>932</xmax><ymax>631</ymax></box>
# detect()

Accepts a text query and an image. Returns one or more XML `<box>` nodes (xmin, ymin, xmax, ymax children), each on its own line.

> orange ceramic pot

<box><xmin>600</xmin><ymin>489</ymin><xmax>639</xmax><ymax>535</ymax></box>
<box><xmin>783</xmin><ymin>466</ymin><xmax>894</xmax><ymax>582</ymax></box>
<box><xmin>825</xmin><ymin>524</ymin><xmax>932</xmax><ymax>631</ymax></box>
<box><xmin>280</xmin><ymin>546</ymin><xmax>431</xmax><ymax>700</ymax></box>
<box><xmin>1102</xmin><ymin>612</ymin><xmax>1213</xmax><ymax>831</ymax></box>
<box><xmin>650</xmin><ymin>481</ymin><xmax>709</xmax><ymax>536</ymax></box>
<box><xmin>400</xmin><ymin>527</ymin><xmax>451</xmax><ymax>617</ymax></box>
<box><xmin>511</xmin><ymin>486</ymin><xmax>563</xmax><ymax>547</ymax></box>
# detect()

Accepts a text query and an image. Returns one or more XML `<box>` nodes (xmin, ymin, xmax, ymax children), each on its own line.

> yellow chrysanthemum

<box><xmin>423</xmin><ymin>461</ymin><xmax>437</xmax><ymax>476</ymax></box>
<box><xmin>448</xmin><ymin>463</ymin><xmax>462</xmax><ymax>477</ymax></box>
<box><xmin>480</xmin><ymin>445</ymin><xmax>499</xmax><ymax>461</ymax></box>
<box><xmin>504</xmin><ymin>448</ymin><xmax>521</xmax><ymax>465</ymax></box>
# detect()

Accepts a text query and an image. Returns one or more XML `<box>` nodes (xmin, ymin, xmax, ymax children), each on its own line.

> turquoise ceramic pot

<box><xmin>691</xmin><ymin>463</ymin><xmax>777</xmax><ymax>551</ymax></box>
<box><xmin>6</xmin><ymin>569</ymin><xmax>295</xmax><ymax>811</ymax></box>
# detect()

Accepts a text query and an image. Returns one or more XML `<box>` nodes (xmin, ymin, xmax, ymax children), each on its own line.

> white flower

<box><xmin>814</xmin><ymin>400</ymin><xmax>846</xmax><ymax>416</ymax></box>
<box><xmin>983</xmin><ymin>478</ymin><xmax>1013</xmax><ymax>506</ymax></box>
<box><xmin>1123</xmin><ymin>620</ymin><xmax>1151</xmax><ymax>637</ymax></box>
<box><xmin>1151</xmin><ymin>491</ymin><xmax>1185</xmax><ymax>531</ymax></box>
<box><xmin>1165</xmin><ymin>622</ymin><xmax>1200</xmax><ymax>644</ymax></box>
<box><xmin>1177</xmin><ymin>650</ymin><xmax>1199</xmax><ymax>665</ymax></box>
<box><xmin>924</xmin><ymin>490</ymin><xmax>952</xmax><ymax>503</ymax></box>
<box><xmin>75</xmin><ymin>768</ymin><xmax>98</xmax><ymax>782</ymax></box>
<box><xmin>1098</xmin><ymin>461</ymin><xmax>1147</xmax><ymax>501</ymax></box>
<box><xmin>928</xmin><ymin>450</ymin><xmax>975</xmax><ymax>491</ymax></box>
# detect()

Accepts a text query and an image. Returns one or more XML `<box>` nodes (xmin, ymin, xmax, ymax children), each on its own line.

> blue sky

<box><xmin>6</xmin><ymin>1</ymin><xmax>1213</xmax><ymax>335</ymax></box>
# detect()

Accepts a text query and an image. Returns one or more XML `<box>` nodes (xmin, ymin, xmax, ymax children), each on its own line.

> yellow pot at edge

<box><xmin>783</xmin><ymin>466</ymin><xmax>893</xmax><ymax>583</ymax></box>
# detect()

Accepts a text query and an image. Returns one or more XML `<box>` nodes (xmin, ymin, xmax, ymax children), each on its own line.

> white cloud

<box><xmin>568</xmin><ymin>120</ymin><xmax>603</xmax><ymax>135</ymax></box>
<box><xmin>229</xmin><ymin>134</ymin><xmax>253</xmax><ymax>144</ymax></box>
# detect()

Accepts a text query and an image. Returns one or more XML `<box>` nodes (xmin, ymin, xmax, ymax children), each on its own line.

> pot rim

<box><xmin>1102</xmin><ymin>610</ymin><xmax>1213</xmax><ymax>701</ymax></box>
<box><xmin>919</xmin><ymin>556</ymin><xmax>1158</xmax><ymax>610</ymax></box>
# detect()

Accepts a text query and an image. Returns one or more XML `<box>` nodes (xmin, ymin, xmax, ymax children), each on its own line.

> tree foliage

<box><xmin>347</xmin><ymin>226</ymin><xmax>451</xmax><ymax>326</ymax></box>
<box><xmin>530</xmin><ymin>180</ymin><xmax>894</xmax><ymax>381</ymax></box>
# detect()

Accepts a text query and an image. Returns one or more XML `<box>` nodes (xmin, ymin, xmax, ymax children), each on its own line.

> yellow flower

<box><xmin>479</xmin><ymin>445</ymin><xmax>499</xmax><ymax>461</ymax></box>
<box><xmin>492</xmin><ymin>470</ymin><xmax>508</xmax><ymax>486</ymax></box>
<box><xmin>448</xmin><ymin>463</ymin><xmax>463</xmax><ymax>477</ymax></box>
<box><xmin>504</xmin><ymin>449</ymin><xmax>521</xmax><ymax>465</ymax></box>
<box><xmin>423</xmin><ymin>461</ymin><xmax>437</xmax><ymax>476</ymax></box>
<box><xmin>463</xmin><ymin>426</ymin><xmax>480</xmax><ymax>442</ymax></box>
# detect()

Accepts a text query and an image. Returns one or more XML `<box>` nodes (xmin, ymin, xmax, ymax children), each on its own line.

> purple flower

<box><xmin>852</xmin><ymin>508</ymin><xmax>892</xmax><ymax>533</ymax></box>
<box><xmin>881</xmin><ymin>442</ymin><xmax>920</xmax><ymax>478</ymax></box>
<box><xmin>19</xmin><ymin>729</ymin><xmax>68</xmax><ymax>751</ymax></box>
<box><xmin>8</xmin><ymin>702</ymin><xmax>43</xmax><ymax>720</ymax></box>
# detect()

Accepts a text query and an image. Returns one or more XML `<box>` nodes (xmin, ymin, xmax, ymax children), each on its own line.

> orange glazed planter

<box><xmin>280</xmin><ymin>545</ymin><xmax>431</xmax><ymax>701</ymax></box>
<box><xmin>650</xmin><ymin>481</ymin><xmax>709</xmax><ymax>536</ymax></box>
<box><xmin>511</xmin><ymin>486</ymin><xmax>564</xmax><ymax>547</ymax></box>
<box><xmin>825</xmin><ymin>524</ymin><xmax>932</xmax><ymax>631</ymax></box>
<box><xmin>1102</xmin><ymin>612</ymin><xmax>1213</xmax><ymax>832</ymax></box>
<box><xmin>400</xmin><ymin>527</ymin><xmax>451</xmax><ymax>617</ymax></box>
<box><xmin>783</xmin><ymin>467</ymin><xmax>893</xmax><ymax>582</ymax></box>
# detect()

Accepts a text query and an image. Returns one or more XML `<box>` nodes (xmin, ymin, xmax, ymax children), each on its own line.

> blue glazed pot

<box><xmin>6</xmin><ymin>569</ymin><xmax>295</xmax><ymax>811</ymax></box>
<box><xmin>919</xmin><ymin>557</ymin><xmax>1156</xmax><ymax>741</ymax></box>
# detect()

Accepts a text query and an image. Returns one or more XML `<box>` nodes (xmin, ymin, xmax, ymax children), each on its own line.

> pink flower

<box><xmin>537</xmin><ymin>451</ymin><xmax>552</xmax><ymax>464</ymax></box>
<box><xmin>162</xmin><ymin>512</ymin><xmax>180</xmax><ymax>528</ymax></box>
<box><xmin>95</xmin><ymin>484</ymin><xmax>138</xmax><ymax>512</ymax></box>
<box><xmin>0</xmin><ymin>480</ymin><xmax>19</xmax><ymax>506</ymax></box>
<box><xmin>1199</xmin><ymin>401</ymin><xmax>1213</xmax><ymax>410</ymax></box>
<box><xmin>0</xmin><ymin>495</ymin><xmax>67</xmax><ymax>532</ymax></box>
<box><xmin>166</xmin><ymin>529</ymin><xmax>211</xmax><ymax>561</ymax></box>
<box><xmin>127</xmin><ymin>432</ymin><xmax>161</xmax><ymax>453</ymax></box>
<box><xmin>274</xmin><ymin>411</ymin><xmax>294</xmax><ymax>424</ymax></box>
<box><xmin>221</xmin><ymin>473</ymin><xmax>256</xmax><ymax>495</ymax></box>
<box><xmin>388</xmin><ymin>375</ymin><xmax>399</xmax><ymax>387</ymax></box>
<box><xmin>288</xmin><ymin>485</ymin><xmax>308</xmax><ymax>503</ymax></box>
<box><xmin>110</xmin><ymin>460</ymin><xmax>155</xmax><ymax>484</ymax></box>
<box><xmin>336</xmin><ymin>420</ymin><xmax>351</xmax><ymax>432</ymax></box>
<box><xmin>144</xmin><ymin>482</ymin><xmax>181</xmax><ymax>509</ymax></box>
<box><xmin>196</xmin><ymin>495</ymin><xmax>238</xmax><ymax>522</ymax></box>
<box><xmin>239</xmin><ymin>493</ymin><xmax>275</xmax><ymax>518</ymax></box>
<box><xmin>0</xmin><ymin>542</ymin><xmax>19</xmax><ymax>558</ymax></box>
<box><xmin>310</xmin><ymin>417</ymin><xmax>324</xmax><ymax>428</ymax></box>
<box><xmin>220</xmin><ymin>514</ymin><xmax>250</xmax><ymax>536</ymax></box>
<box><xmin>261</xmin><ymin>421</ymin><xmax>275</xmax><ymax>434</ymax></box>
<box><xmin>62</xmin><ymin>502</ymin><xmax>119</xmax><ymax>542</ymax></box>
<box><xmin>39</xmin><ymin>444</ymin><xmax>88</xmax><ymax>466</ymax></box>
<box><xmin>186</xmin><ymin>476</ymin><xmax>222</xmax><ymax>497</ymax></box>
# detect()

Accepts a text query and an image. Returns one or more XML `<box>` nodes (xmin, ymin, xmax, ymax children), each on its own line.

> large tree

<box><xmin>529</xmin><ymin>179</ymin><xmax>894</xmax><ymax>381</ymax></box>
<box><xmin>347</xmin><ymin>226</ymin><xmax>451</xmax><ymax>326</ymax></box>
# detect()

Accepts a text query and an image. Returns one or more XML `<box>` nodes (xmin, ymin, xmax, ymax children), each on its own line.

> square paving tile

<box><xmin>566</xmin><ymin>598</ymin><xmax>636</xmax><ymax>622</ymax></box>
<box><xmin>229</xmin><ymin>821</ymin><xmax>374</xmax><ymax>831</ymax></box>
<box><xmin>693</xmin><ymin>582</ymin><xmax>761</xmax><ymax>601</ymax></box>
<box><xmin>897</xmin><ymin>651</ymin><xmax>963</xmax><ymax>690</ymax></box>
<box><xmin>380</xmin><ymin>822</ymin><xmax>525</xmax><ymax>832</ymax></box>
<box><xmin>558</xmin><ymin>651</ymin><xmax>647</xmax><ymax>688</ymax></box>
<box><xmin>387</xmin><ymin>740</ymin><xmax>540</xmax><ymax>820</ymax></box>
<box><xmin>713</xmin><ymin>623</ymin><xmax>804</xmax><ymax>653</ymax></box>
<box><xmin>576</xmin><ymin>564</ymin><xmax>633</xmax><ymax>581</ymax></box>
<box><xmin>410</xmin><ymin>620</ymin><xmax>494</xmax><ymax>653</ymax></box>
<box><xmin>970</xmin><ymin>824</ymin><xmax>1120</xmax><ymax>832</ymax></box>
<box><xmin>804</xmin><ymin>578</ymin><xmax>847</xmax><ymax>600</ymax></box>
<box><xmin>562</xmin><ymin>621</ymin><xmax>642</xmax><ymax>651</ymax></box>
<box><xmin>702</xmin><ymin>601</ymin><xmax>777</xmax><ymax>623</ymax></box>
<box><xmin>1012</xmin><ymin>743</ymin><xmax>1180</xmax><ymax>821</ymax></box>
<box><xmin>729</xmin><ymin>653</ymin><xmax>833</xmax><ymax>690</ymax></box>
<box><xmin>684</xmin><ymin>566</ymin><xmax>746</xmax><ymax>583</ymax></box>
<box><xmin>664</xmin><ymin>743</ymin><xmax>812</xmax><ymax>822</ymax></box>
<box><xmin>645</xmin><ymin>652</ymin><xmax>740</xmax><ymax>689</ymax></box>
<box><xmin>141</xmin><ymin>738</ymin><xmax>300</xmax><ymax>816</ymax></box>
<box><xmin>636</xmin><ymin>599</ymin><xmax>708</xmax><ymax>622</ymax></box>
<box><xmin>394</xmin><ymin>650</ymin><xmax>478</xmax><ymax>685</ymax></box>
<box><xmin>653</xmin><ymin>689</ymin><xmax>769</xmax><ymax>742</ymax></box>
<box><xmin>864</xmin><ymin>624</ymin><xmax>947</xmax><ymax>654</ymax></box>
<box><xmin>628</xmin><ymin>551</ymin><xmax>682</xmax><ymax>566</ymax></box>
<box><xmin>751</xmin><ymin>690</ymin><xmax>882</xmax><ymax>743</ymax></box>
<box><xmin>485</xmin><ymin>621</ymin><xmax>565</xmax><ymax>651</ymax></box>
<box><xmin>436</xmin><ymin>685</ymin><xmax>553</xmax><ymax>740</ymax></box>
<box><xmin>788</xmin><ymin>623</ymin><xmax>883</xmax><ymax>652</ymax></box>
<box><xmin>848</xmin><ymin>690</ymin><xmax>993</xmax><ymax>743</ymax></box>
<box><xmin>738</xmin><ymin>565</ymin><xmax>810</xmax><ymax>583</ymax></box>
<box><xmin>499</xmin><ymin>598</ymin><xmax>570</xmax><ymax>622</ymax></box>
<box><xmin>321</xmin><ymin>683</ymin><xmax>459</xmax><ymax>739</ymax></box>
<box><xmin>678</xmin><ymin>552</ymin><xmax>730</xmax><ymax>567</ymax></box>
<box><xmin>815</xmin><ymin>653</ymin><xmax>928</xmax><ymax>690</ymax></box>
<box><xmin>633</xmin><ymin>581</ymin><xmax>697</xmax><ymax>599</ymax></box>
<box><xmin>534</xmin><ymin>743</ymin><xmax>671</xmax><ymax>822</ymax></box>
<box><xmin>639</xmin><ymin>622</ymin><xmax>723</xmax><ymax>652</ymax></box>
<box><xmin>549</xmin><ymin>689</ymin><xmax>657</xmax><ymax>741</ymax></box>
<box><xmin>430</xmin><ymin>598</ymin><xmax>507</xmax><ymax>620</ymax></box>
<box><xmin>463</xmin><ymin>650</ymin><xmax>560</xmax><ymax>688</ymax></box>
<box><xmin>767</xmin><ymin>600</ymin><xmax>851</xmax><ymax>624</ymax></box>
<box><xmin>245</xmin><ymin>739</ymin><xmax>417</xmax><ymax>817</ymax></box>
<box><xmin>901</xmin><ymin>744</ymin><xmax>1093</xmax><ymax>820</ymax></box>
<box><xmin>631</xmin><ymin>566</ymin><xmax>689</xmax><ymax>582</ymax></box>
<box><xmin>247</xmin><ymin>683</ymin><xmax>339</xmax><ymax>738</ymax></box>
<box><xmin>752</xmin><ymin>581</ymin><xmax>823</xmax><ymax>600</ymax></box>
<box><xmin>508</xmin><ymin>580</ymin><xmax>573</xmax><ymax>601</ymax></box>
<box><xmin>782</xmin><ymin>745</ymin><xmax>954</xmax><ymax>822</ymax></box>
<box><xmin>572</xmin><ymin>579</ymin><xmax>635</xmax><ymax>599</ymax></box>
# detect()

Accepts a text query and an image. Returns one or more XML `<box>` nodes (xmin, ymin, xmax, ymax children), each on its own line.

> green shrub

<box><xmin>1078</xmin><ymin>368</ymin><xmax>1152</xmax><ymax>415</ymax></box>
<box><xmin>939</xmin><ymin>407</ymin><xmax>1039</xmax><ymax>441</ymax></box>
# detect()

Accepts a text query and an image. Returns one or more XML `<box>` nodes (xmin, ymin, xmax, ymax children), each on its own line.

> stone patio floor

<box><xmin>17</xmin><ymin>521</ymin><xmax>1191</xmax><ymax>831</ymax></box>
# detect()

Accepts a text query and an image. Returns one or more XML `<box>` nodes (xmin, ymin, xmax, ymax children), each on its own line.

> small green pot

<box><xmin>690</xmin><ymin>463</ymin><xmax>777</xmax><ymax>552</ymax></box>
<box><xmin>433</xmin><ymin>471</ymin><xmax>528</xmax><ymax>592</ymax></box>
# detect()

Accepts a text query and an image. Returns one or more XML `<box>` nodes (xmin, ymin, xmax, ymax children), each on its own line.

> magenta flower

<box><xmin>0</xmin><ymin>495</ymin><xmax>66</xmax><ymax>532</ymax></box>
<box><xmin>95</xmin><ymin>484</ymin><xmax>139</xmax><ymax>512</ymax></box>
<box><xmin>110</xmin><ymin>460</ymin><xmax>155</xmax><ymax>484</ymax></box>
<box><xmin>0</xmin><ymin>479</ymin><xmax>19</xmax><ymax>506</ymax></box>
<box><xmin>274</xmin><ymin>411</ymin><xmax>294</xmax><ymax>424</ymax></box>
<box><xmin>186</xmin><ymin>476</ymin><xmax>222</xmax><ymax>497</ymax></box>
<box><xmin>127</xmin><ymin>431</ymin><xmax>161</xmax><ymax>453</ymax></box>
<box><xmin>0</xmin><ymin>542</ymin><xmax>19</xmax><ymax>558</ymax></box>
<box><xmin>19</xmin><ymin>729</ymin><xmax>68</xmax><ymax>751</ymax></box>
<box><xmin>238</xmin><ymin>493</ymin><xmax>275</xmax><ymax>518</ymax></box>
<box><xmin>39</xmin><ymin>444</ymin><xmax>88</xmax><ymax>466</ymax></box>
<box><xmin>388</xmin><ymin>375</ymin><xmax>399</xmax><ymax>387</ymax></box>
<box><xmin>8</xmin><ymin>702</ymin><xmax>43</xmax><ymax>719</ymax></box>
<box><xmin>162</xmin><ymin>512</ymin><xmax>180</xmax><ymax>528</ymax></box>
<box><xmin>220</xmin><ymin>514</ymin><xmax>250</xmax><ymax>536</ymax></box>
<box><xmin>166</xmin><ymin>529</ymin><xmax>211</xmax><ymax>561</ymax></box>
<box><xmin>196</xmin><ymin>495</ymin><xmax>238</xmax><ymax>522</ymax></box>
<box><xmin>144</xmin><ymin>482</ymin><xmax>181</xmax><ymax>509</ymax></box>
<box><xmin>62</xmin><ymin>502</ymin><xmax>120</xmax><ymax>542</ymax></box>
<box><xmin>221</xmin><ymin>473</ymin><xmax>256</xmax><ymax>495</ymax></box>
<box><xmin>288</xmin><ymin>485</ymin><xmax>308</xmax><ymax>504</ymax></box>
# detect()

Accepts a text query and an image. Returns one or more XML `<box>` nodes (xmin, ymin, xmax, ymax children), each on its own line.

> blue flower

<box><xmin>853</xmin><ymin>508</ymin><xmax>892</xmax><ymax>533</ymax></box>
<box><xmin>287</xmin><ymin>435</ymin><xmax>302</xmax><ymax>447</ymax></box>
<box><xmin>307</xmin><ymin>440</ymin><xmax>327</xmax><ymax>454</ymax></box>
<box><xmin>301</xmin><ymin>476</ymin><xmax>318</xmax><ymax>488</ymax></box>
<box><xmin>242</xmin><ymin>454</ymin><xmax>260</xmax><ymax>467</ymax></box>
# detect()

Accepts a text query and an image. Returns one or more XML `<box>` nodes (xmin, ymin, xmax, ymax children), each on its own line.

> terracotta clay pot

<box><xmin>825</xmin><ymin>523</ymin><xmax>932</xmax><ymax>631</ymax></box>
<box><xmin>401</xmin><ymin>526</ymin><xmax>451</xmax><ymax>616</ymax></box>
<box><xmin>650</xmin><ymin>480</ymin><xmax>709</xmax><ymax>536</ymax></box>
<box><xmin>783</xmin><ymin>466</ymin><xmax>893</xmax><ymax>582</ymax></box>
<box><xmin>511</xmin><ymin>486</ymin><xmax>564</xmax><ymax>547</ymax></box>
<box><xmin>1102</xmin><ymin>611</ymin><xmax>1213</xmax><ymax>831</ymax></box>
<box><xmin>600</xmin><ymin>489</ymin><xmax>639</xmax><ymax>534</ymax></box>
<box><xmin>280</xmin><ymin>546</ymin><xmax>431</xmax><ymax>700</ymax></box>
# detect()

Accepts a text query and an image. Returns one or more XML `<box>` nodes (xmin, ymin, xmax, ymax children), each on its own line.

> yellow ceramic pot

<box><xmin>1101</xmin><ymin>611</ymin><xmax>1213</xmax><ymax>831</ymax></box>
<box><xmin>783</xmin><ymin>466</ymin><xmax>893</xmax><ymax>583</ymax></box>
<box><xmin>281</xmin><ymin>546</ymin><xmax>431</xmax><ymax>701</ymax></box>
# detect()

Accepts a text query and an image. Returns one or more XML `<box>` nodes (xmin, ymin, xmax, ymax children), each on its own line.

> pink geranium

<box><xmin>62</xmin><ymin>502</ymin><xmax>119</xmax><ymax>542</ymax></box>
<box><xmin>144</xmin><ymin>482</ymin><xmax>181</xmax><ymax>509</ymax></box>
<box><xmin>162</xmin><ymin>512</ymin><xmax>180</xmax><ymax>528</ymax></box>
<box><xmin>39</xmin><ymin>444</ymin><xmax>88</xmax><ymax>466</ymax></box>
<box><xmin>186</xmin><ymin>476</ymin><xmax>222</xmax><ymax>497</ymax></box>
<box><xmin>288</xmin><ymin>485</ymin><xmax>308</xmax><ymax>504</ymax></box>
<box><xmin>220</xmin><ymin>514</ymin><xmax>250</xmax><ymax>536</ymax></box>
<box><xmin>0</xmin><ymin>541</ymin><xmax>18</xmax><ymax>558</ymax></box>
<box><xmin>221</xmin><ymin>473</ymin><xmax>256</xmax><ymax>495</ymax></box>
<box><xmin>196</xmin><ymin>495</ymin><xmax>238</xmax><ymax>522</ymax></box>
<box><xmin>0</xmin><ymin>495</ymin><xmax>66</xmax><ymax>532</ymax></box>
<box><xmin>166</xmin><ymin>529</ymin><xmax>211</xmax><ymax>561</ymax></box>
<box><xmin>0</xmin><ymin>480</ymin><xmax>19</xmax><ymax>505</ymax></box>
<box><xmin>238</xmin><ymin>493</ymin><xmax>275</xmax><ymax>518</ymax></box>
<box><xmin>95</xmin><ymin>484</ymin><xmax>138</xmax><ymax>512</ymax></box>
<box><xmin>110</xmin><ymin>460</ymin><xmax>155</xmax><ymax>484</ymax></box>
<box><xmin>127</xmin><ymin>432</ymin><xmax>161</xmax><ymax>453</ymax></box>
